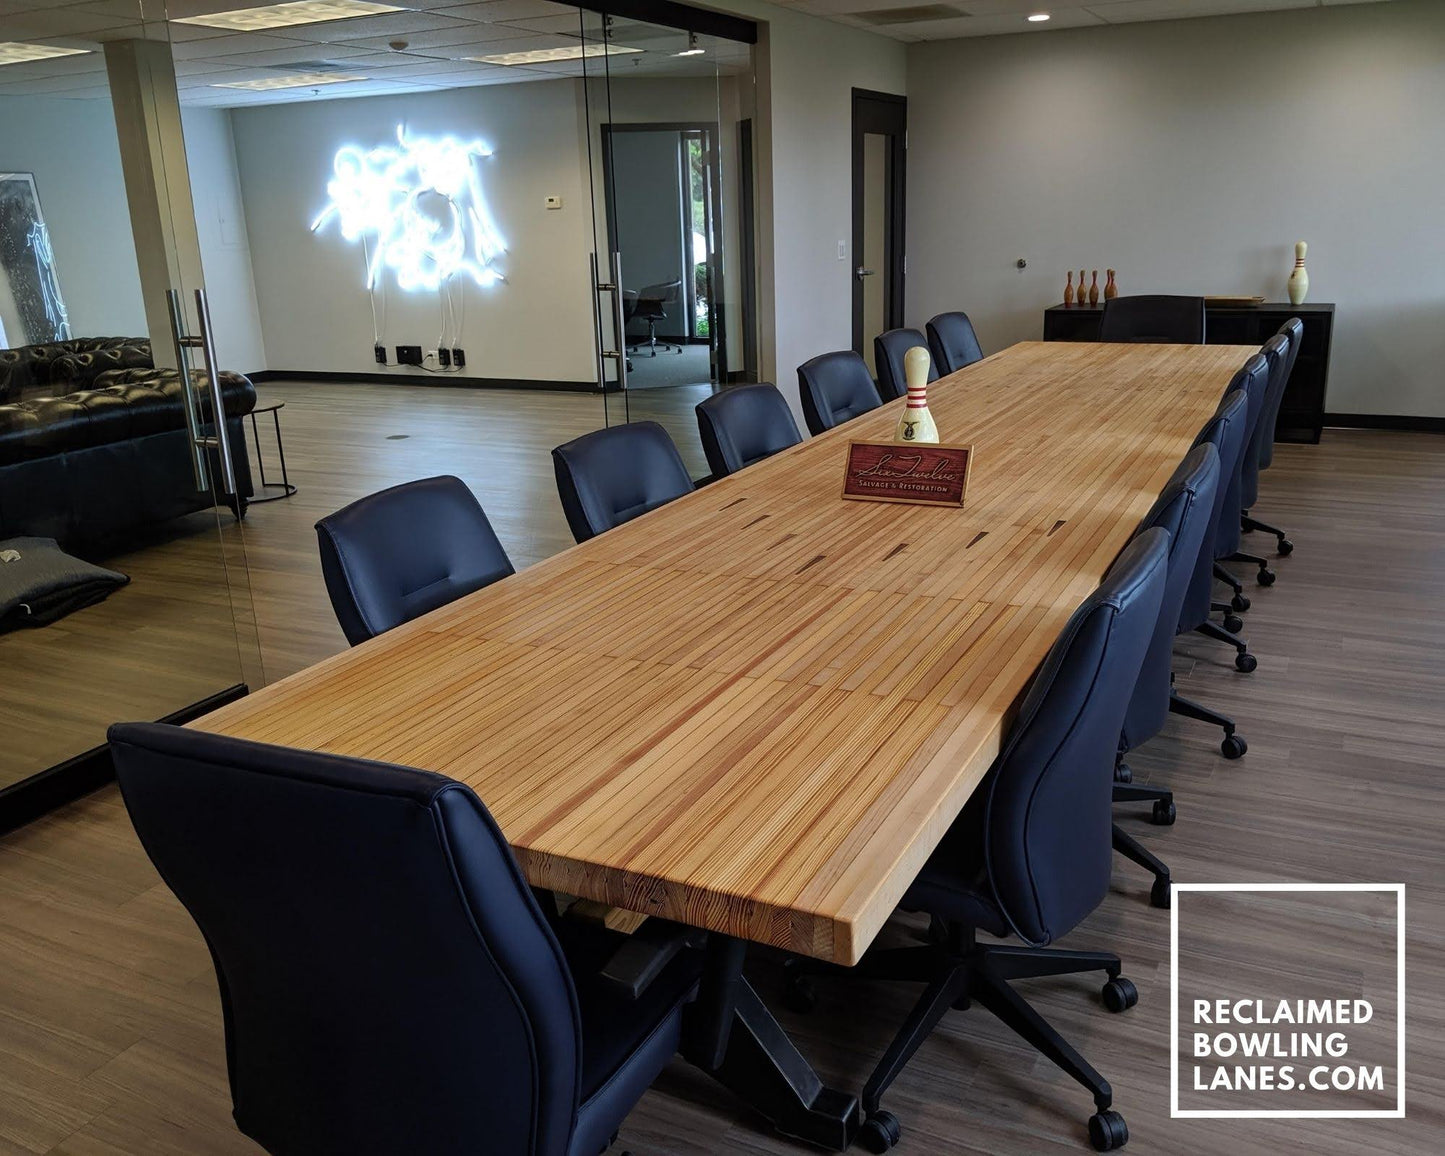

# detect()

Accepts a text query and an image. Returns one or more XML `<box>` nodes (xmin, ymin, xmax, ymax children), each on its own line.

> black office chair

<box><xmin>925</xmin><ymin>311</ymin><xmax>984</xmax><ymax>375</ymax></box>
<box><xmin>316</xmin><ymin>475</ymin><xmax>515</xmax><ymax>646</ymax></box>
<box><xmin>796</xmin><ymin>350</ymin><xmax>883</xmax><ymax>436</ymax></box>
<box><xmin>630</xmin><ymin>280</ymin><xmax>685</xmax><ymax>356</ymax></box>
<box><xmin>1171</xmin><ymin>388</ymin><xmax>1252</xmax><ymax>755</ymax></box>
<box><xmin>787</xmin><ymin>529</ymin><xmax>1169</xmax><ymax>1154</ymax></box>
<box><xmin>873</xmin><ymin>328</ymin><xmax>937</xmax><ymax>401</ymax></box>
<box><xmin>553</xmin><ymin>421</ymin><xmax>693</xmax><ymax>544</ymax></box>
<box><xmin>1219</xmin><ymin>337</ymin><xmax>1292</xmax><ymax>589</ymax></box>
<box><xmin>109</xmin><ymin>722</ymin><xmax>702</xmax><ymax>1156</ymax></box>
<box><xmin>1239</xmin><ymin>321</ymin><xmax>1302</xmax><ymax>556</ymax></box>
<box><xmin>1098</xmin><ymin>295</ymin><xmax>1205</xmax><ymax>344</ymax></box>
<box><xmin>695</xmin><ymin>383</ymin><xmax>802</xmax><ymax>479</ymax></box>
<box><xmin>1110</xmin><ymin>443</ymin><xmax>1220</xmax><ymax>909</ymax></box>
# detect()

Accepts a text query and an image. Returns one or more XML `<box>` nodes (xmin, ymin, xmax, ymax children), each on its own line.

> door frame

<box><xmin>851</xmin><ymin>88</ymin><xmax>907</xmax><ymax>356</ymax></box>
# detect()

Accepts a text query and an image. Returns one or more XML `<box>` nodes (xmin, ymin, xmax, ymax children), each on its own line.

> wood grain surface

<box><xmin>192</xmin><ymin>342</ymin><xmax>1256</xmax><ymax>964</ymax></box>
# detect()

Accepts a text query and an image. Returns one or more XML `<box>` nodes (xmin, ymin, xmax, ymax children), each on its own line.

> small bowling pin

<box><xmin>895</xmin><ymin>345</ymin><xmax>939</xmax><ymax>444</ymax></box>
<box><xmin>1088</xmin><ymin>270</ymin><xmax>1100</xmax><ymax>305</ymax></box>
<box><xmin>1104</xmin><ymin>269</ymin><xmax>1119</xmax><ymax>300</ymax></box>
<box><xmin>1079</xmin><ymin>270</ymin><xmax>1088</xmax><ymax>305</ymax></box>
<box><xmin>1063</xmin><ymin>271</ymin><xmax>1075</xmax><ymax>306</ymax></box>
<box><xmin>1287</xmin><ymin>241</ymin><xmax>1309</xmax><ymax>305</ymax></box>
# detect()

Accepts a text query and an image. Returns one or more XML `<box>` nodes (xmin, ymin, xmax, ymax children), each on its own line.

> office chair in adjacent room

<box><xmin>1098</xmin><ymin>295</ymin><xmax>1206</xmax><ymax>344</ymax></box>
<box><xmin>630</xmin><ymin>280</ymin><xmax>685</xmax><ymax>357</ymax></box>
<box><xmin>1239</xmin><ymin>320</ymin><xmax>1303</xmax><ymax>555</ymax></box>
<box><xmin>787</xmin><ymin>529</ymin><xmax>1170</xmax><ymax>1154</ymax></box>
<box><xmin>316</xmin><ymin>475</ymin><xmax>515</xmax><ymax>646</ymax></box>
<box><xmin>553</xmin><ymin>421</ymin><xmax>693</xmax><ymax>543</ymax></box>
<box><xmin>873</xmin><ymin>328</ymin><xmax>937</xmax><ymax>401</ymax></box>
<box><xmin>1110</xmin><ymin>444</ymin><xmax>1220</xmax><ymax>909</ymax></box>
<box><xmin>109</xmin><ymin>722</ymin><xmax>703</xmax><ymax>1156</ymax></box>
<box><xmin>695</xmin><ymin>383</ymin><xmax>802</xmax><ymax>478</ymax></box>
<box><xmin>797</xmin><ymin>350</ymin><xmax>883</xmax><ymax>436</ymax></box>
<box><xmin>925</xmin><ymin>311</ymin><xmax>985</xmax><ymax>375</ymax></box>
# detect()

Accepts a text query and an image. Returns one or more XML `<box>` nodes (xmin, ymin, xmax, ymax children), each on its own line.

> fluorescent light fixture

<box><xmin>0</xmin><ymin>43</ymin><xmax>91</xmax><ymax>67</ymax></box>
<box><xmin>1027</xmin><ymin>12</ymin><xmax>1051</xmax><ymax>21</ymax></box>
<box><xmin>175</xmin><ymin>1</ymin><xmax>401</xmax><ymax>33</ymax></box>
<box><xmin>470</xmin><ymin>43</ymin><xmax>642</xmax><ymax>67</ymax></box>
<box><xmin>212</xmin><ymin>71</ymin><xmax>368</xmax><ymax>90</ymax></box>
<box><xmin>674</xmin><ymin>32</ymin><xmax>705</xmax><ymax>57</ymax></box>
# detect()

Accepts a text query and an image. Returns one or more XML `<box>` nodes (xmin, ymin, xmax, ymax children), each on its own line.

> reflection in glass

<box><xmin>0</xmin><ymin>173</ymin><xmax>71</xmax><ymax>346</ymax></box>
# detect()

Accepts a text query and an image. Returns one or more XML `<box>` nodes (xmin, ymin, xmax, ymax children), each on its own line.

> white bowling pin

<box><xmin>1287</xmin><ymin>241</ymin><xmax>1309</xmax><ymax>305</ymax></box>
<box><xmin>895</xmin><ymin>345</ymin><xmax>939</xmax><ymax>444</ymax></box>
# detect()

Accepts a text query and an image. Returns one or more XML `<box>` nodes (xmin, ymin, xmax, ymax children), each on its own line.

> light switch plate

<box><xmin>837</xmin><ymin>240</ymin><xmax>847</xmax><ymax>260</ymax></box>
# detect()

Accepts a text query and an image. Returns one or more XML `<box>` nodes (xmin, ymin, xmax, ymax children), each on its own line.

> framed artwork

<box><xmin>0</xmin><ymin>173</ymin><xmax>71</xmax><ymax>348</ymax></box>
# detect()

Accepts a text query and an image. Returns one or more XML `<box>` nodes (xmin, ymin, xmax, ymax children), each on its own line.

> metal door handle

<box><xmin>610</xmin><ymin>251</ymin><xmax>629</xmax><ymax>392</ymax></box>
<box><xmin>166</xmin><ymin>289</ymin><xmax>208</xmax><ymax>491</ymax></box>
<box><xmin>194</xmin><ymin>288</ymin><xmax>238</xmax><ymax>501</ymax></box>
<box><xmin>856</xmin><ymin>267</ymin><xmax>876</xmax><ymax>278</ymax></box>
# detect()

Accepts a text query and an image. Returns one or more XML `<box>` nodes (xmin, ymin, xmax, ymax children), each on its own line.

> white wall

<box><xmin>906</xmin><ymin>0</ymin><xmax>1445</xmax><ymax>418</ymax></box>
<box><xmin>0</xmin><ymin>95</ymin><xmax>146</xmax><ymax>342</ymax></box>
<box><xmin>181</xmin><ymin>107</ymin><xmax>266</xmax><ymax>373</ymax></box>
<box><xmin>230</xmin><ymin>81</ymin><xmax>598</xmax><ymax>383</ymax></box>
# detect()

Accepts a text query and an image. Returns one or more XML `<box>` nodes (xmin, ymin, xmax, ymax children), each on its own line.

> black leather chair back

<box><xmin>1215</xmin><ymin>353</ymin><xmax>1270</xmax><ymax>559</ymax></box>
<box><xmin>925</xmin><ymin>312</ymin><xmax>984</xmax><ymax>375</ymax></box>
<box><xmin>873</xmin><ymin>328</ymin><xmax>937</xmax><ymax>401</ymax></box>
<box><xmin>1260</xmin><ymin>319</ymin><xmax>1304</xmax><ymax>470</ymax></box>
<box><xmin>109</xmin><ymin>722</ymin><xmax>584</xmax><ymax>1156</ymax></box>
<box><xmin>796</xmin><ymin>351</ymin><xmax>883</xmax><ymax>436</ymax></box>
<box><xmin>1098</xmin><ymin>295</ymin><xmax>1206</xmax><ymax>344</ymax></box>
<box><xmin>982</xmin><ymin>528</ymin><xmax>1167</xmax><ymax>946</ymax></box>
<box><xmin>1119</xmin><ymin>444</ymin><xmax>1220</xmax><ymax>752</ymax></box>
<box><xmin>316</xmin><ymin>476</ymin><xmax>514</xmax><ymax>646</ymax></box>
<box><xmin>553</xmin><ymin>421</ymin><xmax>692</xmax><ymax>543</ymax></box>
<box><xmin>1179</xmin><ymin>389</ymin><xmax>1249</xmax><ymax>632</ymax></box>
<box><xmin>695</xmin><ymin>383</ymin><xmax>802</xmax><ymax>478</ymax></box>
<box><xmin>1243</xmin><ymin>335</ymin><xmax>1292</xmax><ymax>509</ymax></box>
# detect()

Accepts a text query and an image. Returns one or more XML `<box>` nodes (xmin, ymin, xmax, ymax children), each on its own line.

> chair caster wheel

<box><xmin>1231</xmin><ymin>593</ymin><xmax>1251</xmax><ymax>612</ymax></box>
<box><xmin>1101</xmin><ymin>976</ymin><xmax>1138</xmax><ymax>1013</ymax></box>
<box><xmin>860</xmin><ymin>1110</ymin><xmax>902</xmax><ymax>1152</ymax></box>
<box><xmin>1257</xmin><ymin>568</ymin><xmax>1276</xmax><ymax>586</ymax></box>
<box><xmin>1089</xmin><ymin>1109</ymin><xmax>1129</xmax><ymax>1151</ymax></box>
<box><xmin>1235</xmin><ymin>651</ymin><xmax>1258</xmax><ymax>673</ymax></box>
<box><xmin>1151</xmin><ymin>800</ymin><xmax>1176</xmax><ymax>826</ymax></box>
<box><xmin>782</xmin><ymin>969</ymin><xmax>817</xmax><ymax>1014</ymax></box>
<box><xmin>1278</xmin><ymin>539</ymin><xmax>1294</xmax><ymax>556</ymax></box>
<box><xmin>1223</xmin><ymin>613</ymin><xmax>1244</xmax><ymax>633</ymax></box>
<box><xmin>1151</xmin><ymin>877</ymin><xmax>1172</xmax><ymax>909</ymax></box>
<box><xmin>1221</xmin><ymin>733</ymin><xmax>1248</xmax><ymax>759</ymax></box>
<box><xmin>1114</xmin><ymin>763</ymin><xmax>1133</xmax><ymax>784</ymax></box>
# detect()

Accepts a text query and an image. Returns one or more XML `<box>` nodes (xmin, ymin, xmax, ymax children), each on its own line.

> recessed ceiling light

<box><xmin>470</xmin><ymin>43</ymin><xmax>643</xmax><ymax>67</ymax></box>
<box><xmin>1027</xmin><ymin>12</ymin><xmax>1051</xmax><ymax>21</ymax></box>
<box><xmin>212</xmin><ymin>71</ymin><xmax>368</xmax><ymax>90</ymax></box>
<box><xmin>0</xmin><ymin>42</ymin><xmax>91</xmax><ymax>67</ymax></box>
<box><xmin>176</xmin><ymin>1</ymin><xmax>401</xmax><ymax>33</ymax></box>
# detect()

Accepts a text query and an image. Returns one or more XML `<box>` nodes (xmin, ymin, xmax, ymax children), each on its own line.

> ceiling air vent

<box><xmin>850</xmin><ymin>5</ymin><xmax>967</xmax><ymax>25</ymax></box>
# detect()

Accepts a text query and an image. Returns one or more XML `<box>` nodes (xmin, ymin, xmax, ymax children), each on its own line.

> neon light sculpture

<box><xmin>311</xmin><ymin>125</ymin><xmax>506</xmax><ymax>292</ymax></box>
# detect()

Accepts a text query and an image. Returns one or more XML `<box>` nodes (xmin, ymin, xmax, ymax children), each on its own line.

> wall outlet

<box><xmin>452</xmin><ymin>347</ymin><xmax>465</xmax><ymax>368</ymax></box>
<box><xmin>437</xmin><ymin>347</ymin><xmax>452</xmax><ymax>368</ymax></box>
<box><xmin>373</xmin><ymin>343</ymin><xmax>387</xmax><ymax>365</ymax></box>
<box><xmin>396</xmin><ymin>344</ymin><xmax>423</xmax><ymax>366</ymax></box>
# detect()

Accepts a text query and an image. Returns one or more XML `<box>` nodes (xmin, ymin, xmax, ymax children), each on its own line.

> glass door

<box><xmin>579</xmin><ymin>9</ymin><xmax>757</xmax><ymax>478</ymax></box>
<box><xmin>852</xmin><ymin>90</ymin><xmax>907</xmax><ymax>375</ymax></box>
<box><xmin>0</xmin><ymin>2</ymin><xmax>262</xmax><ymax>811</ymax></box>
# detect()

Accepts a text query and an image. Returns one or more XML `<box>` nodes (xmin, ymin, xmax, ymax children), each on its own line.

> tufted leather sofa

<box><xmin>0</xmin><ymin>337</ymin><xmax>153</xmax><ymax>402</ymax></box>
<box><xmin>0</xmin><ymin>366</ymin><xmax>254</xmax><ymax>549</ymax></box>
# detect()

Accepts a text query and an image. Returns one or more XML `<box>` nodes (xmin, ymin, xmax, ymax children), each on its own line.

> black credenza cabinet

<box><xmin>1042</xmin><ymin>302</ymin><xmax>1333</xmax><ymax>443</ymax></box>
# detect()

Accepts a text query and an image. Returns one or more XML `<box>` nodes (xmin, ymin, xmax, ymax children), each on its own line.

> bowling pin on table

<box><xmin>1064</xmin><ymin>271</ymin><xmax>1075</xmax><ymax>306</ymax></box>
<box><xmin>1104</xmin><ymin>269</ymin><xmax>1119</xmax><ymax>300</ymax></box>
<box><xmin>1288</xmin><ymin>240</ymin><xmax>1310</xmax><ymax>305</ymax></box>
<box><xmin>1079</xmin><ymin>270</ymin><xmax>1088</xmax><ymax>305</ymax></box>
<box><xmin>1088</xmin><ymin>270</ymin><xmax>1100</xmax><ymax>306</ymax></box>
<box><xmin>895</xmin><ymin>345</ymin><xmax>939</xmax><ymax>444</ymax></box>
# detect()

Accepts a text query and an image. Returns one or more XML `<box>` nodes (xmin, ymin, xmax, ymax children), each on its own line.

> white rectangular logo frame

<box><xmin>1170</xmin><ymin>882</ymin><xmax>1406</xmax><ymax>1119</ymax></box>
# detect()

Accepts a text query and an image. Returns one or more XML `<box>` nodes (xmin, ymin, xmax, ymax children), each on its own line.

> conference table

<box><xmin>195</xmin><ymin>340</ymin><xmax>1254</xmax><ymax>1148</ymax></box>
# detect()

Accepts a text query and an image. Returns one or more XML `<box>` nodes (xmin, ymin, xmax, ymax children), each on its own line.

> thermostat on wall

<box><xmin>544</xmin><ymin>195</ymin><xmax>563</xmax><ymax>210</ymax></box>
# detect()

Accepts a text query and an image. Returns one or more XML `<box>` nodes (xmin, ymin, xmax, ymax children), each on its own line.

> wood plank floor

<box><xmin>1</xmin><ymin>391</ymin><xmax>1441</xmax><ymax>1154</ymax></box>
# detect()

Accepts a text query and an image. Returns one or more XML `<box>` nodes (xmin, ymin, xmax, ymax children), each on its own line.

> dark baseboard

<box><xmin>248</xmin><ymin>370</ymin><xmax>602</xmax><ymax>392</ymax></box>
<box><xmin>0</xmin><ymin>684</ymin><xmax>248</xmax><ymax>837</ymax></box>
<box><xmin>1323</xmin><ymin>412</ymin><xmax>1445</xmax><ymax>433</ymax></box>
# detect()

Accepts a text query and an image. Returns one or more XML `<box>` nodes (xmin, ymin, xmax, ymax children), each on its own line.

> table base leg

<box><xmin>684</xmin><ymin>937</ymin><xmax>860</xmax><ymax>1151</ymax></box>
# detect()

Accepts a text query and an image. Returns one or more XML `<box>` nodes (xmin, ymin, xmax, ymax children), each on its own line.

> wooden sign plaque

<box><xmin>841</xmin><ymin>441</ymin><xmax>974</xmax><ymax>507</ymax></box>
